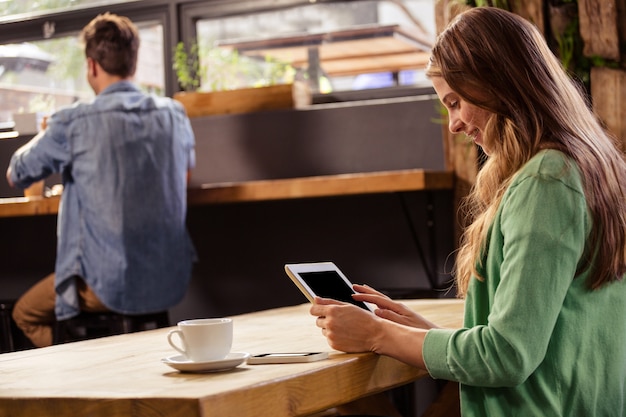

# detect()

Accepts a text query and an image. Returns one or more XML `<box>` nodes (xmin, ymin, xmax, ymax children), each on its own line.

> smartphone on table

<box><xmin>247</xmin><ymin>352</ymin><xmax>329</xmax><ymax>364</ymax></box>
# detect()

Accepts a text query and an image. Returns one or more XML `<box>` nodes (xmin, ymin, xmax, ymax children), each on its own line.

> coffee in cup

<box><xmin>167</xmin><ymin>318</ymin><xmax>233</xmax><ymax>362</ymax></box>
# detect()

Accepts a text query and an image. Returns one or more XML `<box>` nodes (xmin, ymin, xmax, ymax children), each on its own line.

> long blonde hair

<box><xmin>427</xmin><ymin>7</ymin><xmax>626</xmax><ymax>297</ymax></box>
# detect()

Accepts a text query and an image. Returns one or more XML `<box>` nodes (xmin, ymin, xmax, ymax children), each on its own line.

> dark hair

<box><xmin>80</xmin><ymin>12</ymin><xmax>139</xmax><ymax>77</ymax></box>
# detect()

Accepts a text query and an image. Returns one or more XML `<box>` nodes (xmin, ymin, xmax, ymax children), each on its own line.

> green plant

<box><xmin>257</xmin><ymin>55</ymin><xmax>296</xmax><ymax>87</ymax></box>
<box><xmin>173</xmin><ymin>41</ymin><xmax>203</xmax><ymax>92</ymax></box>
<box><xmin>204</xmin><ymin>46</ymin><xmax>295</xmax><ymax>91</ymax></box>
<box><xmin>173</xmin><ymin>40</ymin><xmax>295</xmax><ymax>93</ymax></box>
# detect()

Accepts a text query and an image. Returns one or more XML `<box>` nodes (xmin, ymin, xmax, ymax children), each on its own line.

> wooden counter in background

<box><xmin>0</xmin><ymin>169</ymin><xmax>454</xmax><ymax>218</ymax></box>
<box><xmin>0</xmin><ymin>195</ymin><xmax>61</xmax><ymax>217</ymax></box>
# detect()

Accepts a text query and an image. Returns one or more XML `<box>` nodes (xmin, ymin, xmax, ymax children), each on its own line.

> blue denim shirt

<box><xmin>9</xmin><ymin>81</ymin><xmax>196</xmax><ymax>320</ymax></box>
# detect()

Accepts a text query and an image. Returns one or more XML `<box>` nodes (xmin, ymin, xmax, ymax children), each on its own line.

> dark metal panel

<box><xmin>189</xmin><ymin>94</ymin><xmax>444</xmax><ymax>185</ymax></box>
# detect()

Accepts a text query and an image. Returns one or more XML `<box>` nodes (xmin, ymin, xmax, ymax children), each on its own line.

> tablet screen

<box><xmin>299</xmin><ymin>270</ymin><xmax>370</xmax><ymax>311</ymax></box>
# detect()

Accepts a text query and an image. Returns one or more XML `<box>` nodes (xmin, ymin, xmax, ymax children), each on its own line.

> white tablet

<box><xmin>284</xmin><ymin>262</ymin><xmax>375</xmax><ymax>312</ymax></box>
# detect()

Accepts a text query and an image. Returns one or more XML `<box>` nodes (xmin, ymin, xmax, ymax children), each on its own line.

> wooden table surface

<box><xmin>0</xmin><ymin>298</ymin><xmax>464</xmax><ymax>417</ymax></box>
<box><xmin>0</xmin><ymin>169</ymin><xmax>454</xmax><ymax>218</ymax></box>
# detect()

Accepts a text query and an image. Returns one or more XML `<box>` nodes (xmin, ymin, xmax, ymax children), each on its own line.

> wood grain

<box><xmin>0</xmin><ymin>169</ymin><xmax>454</xmax><ymax>217</ymax></box>
<box><xmin>578</xmin><ymin>0</ymin><xmax>620</xmax><ymax>60</ymax></box>
<box><xmin>173</xmin><ymin>83</ymin><xmax>310</xmax><ymax>118</ymax></box>
<box><xmin>188</xmin><ymin>169</ymin><xmax>454</xmax><ymax>205</ymax></box>
<box><xmin>512</xmin><ymin>0</ymin><xmax>545</xmax><ymax>34</ymax></box>
<box><xmin>0</xmin><ymin>299</ymin><xmax>464</xmax><ymax>417</ymax></box>
<box><xmin>0</xmin><ymin>195</ymin><xmax>60</xmax><ymax>217</ymax></box>
<box><xmin>591</xmin><ymin>67</ymin><xmax>626</xmax><ymax>149</ymax></box>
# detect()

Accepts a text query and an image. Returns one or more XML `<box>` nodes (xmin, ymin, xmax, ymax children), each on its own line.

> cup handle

<box><xmin>167</xmin><ymin>329</ymin><xmax>188</xmax><ymax>356</ymax></box>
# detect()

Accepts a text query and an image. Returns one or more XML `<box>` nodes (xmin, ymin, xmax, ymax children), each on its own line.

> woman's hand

<box><xmin>310</xmin><ymin>297</ymin><xmax>384</xmax><ymax>353</ymax></box>
<box><xmin>352</xmin><ymin>284</ymin><xmax>439</xmax><ymax>330</ymax></box>
<box><xmin>309</xmin><ymin>294</ymin><xmax>430</xmax><ymax>368</ymax></box>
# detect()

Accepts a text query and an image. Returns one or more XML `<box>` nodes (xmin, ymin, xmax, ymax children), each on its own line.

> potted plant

<box><xmin>173</xmin><ymin>41</ymin><xmax>203</xmax><ymax>92</ymax></box>
<box><xmin>172</xmin><ymin>40</ymin><xmax>310</xmax><ymax>118</ymax></box>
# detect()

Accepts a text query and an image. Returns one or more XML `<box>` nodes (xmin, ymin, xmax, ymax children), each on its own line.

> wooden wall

<box><xmin>580</xmin><ymin>0</ymin><xmax>626</xmax><ymax>150</ymax></box>
<box><xmin>434</xmin><ymin>0</ymin><xmax>626</xmax><ymax>191</ymax></box>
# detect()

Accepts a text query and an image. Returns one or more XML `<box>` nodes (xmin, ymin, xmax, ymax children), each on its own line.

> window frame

<box><xmin>0</xmin><ymin>1</ymin><xmax>176</xmax><ymax>94</ymax></box>
<box><xmin>0</xmin><ymin>0</ymin><xmax>419</xmax><ymax>97</ymax></box>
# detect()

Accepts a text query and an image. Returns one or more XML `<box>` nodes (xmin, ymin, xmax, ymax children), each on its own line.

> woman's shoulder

<box><xmin>516</xmin><ymin>149</ymin><xmax>581</xmax><ymax>186</ymax></box>
<box><xmin>522</xmin><ymin>149</ymin><xmax>578</xmax><ymax>177</ymax></box>
<box><xmin>524</xmin><ymin>148</ymin><xmax>570</xmax><ymax>171</ymax></box>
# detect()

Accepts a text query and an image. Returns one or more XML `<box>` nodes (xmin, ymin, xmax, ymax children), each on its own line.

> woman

<box><xmin>310</xmin><ymin>7</ymin><xmax>626</xmax><ymax>416</ymax></box>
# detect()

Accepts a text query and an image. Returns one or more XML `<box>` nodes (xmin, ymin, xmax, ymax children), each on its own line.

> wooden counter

<box><xmin>0</xmin><ymin>298</ymin><xmax>464</xmax><ymax>417</ymax></box>
<box><xmin>0</xmin><ymin>195</ymin><xmax>61</xmax><ymax>217</ymax></box>
<box><xmin>187</xmin><ymin>169</ymin><xmax>453</xmax><ymax>205</ymax></box>
<box><xmin>0</xmin><ymin>169</ymin><xmax>454</xmax><ymax>218</ymax></box>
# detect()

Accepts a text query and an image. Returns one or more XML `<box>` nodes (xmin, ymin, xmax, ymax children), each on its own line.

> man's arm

<box><xmin>6</xmin><ymin>166</ymin><xmax>14</xmax><ymax>187</ymax></box>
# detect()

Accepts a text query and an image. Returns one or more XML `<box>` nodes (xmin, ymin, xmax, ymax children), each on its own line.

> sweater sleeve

<box><xmin>423</xmin><ymin>165</ymin><xmax>589</xmax><ymax>387</ymax></box>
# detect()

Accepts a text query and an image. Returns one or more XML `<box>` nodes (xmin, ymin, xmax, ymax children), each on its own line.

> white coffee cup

<box><xmin>167</xmin><ymin>318</ymin><xmax>233</xmax><ymax>362</ymax></box>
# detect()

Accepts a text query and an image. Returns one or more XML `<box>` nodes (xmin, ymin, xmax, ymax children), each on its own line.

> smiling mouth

<box><xmin>466</xmin><ymin>129</ymin><xmax>479</xmax><ymax>141</ymax></box>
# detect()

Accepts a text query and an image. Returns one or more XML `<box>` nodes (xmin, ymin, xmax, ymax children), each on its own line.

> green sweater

<box><xmin>423</xmin><ymin>150</ymin><xmax>626</xmax><ymax>416</ymax></box>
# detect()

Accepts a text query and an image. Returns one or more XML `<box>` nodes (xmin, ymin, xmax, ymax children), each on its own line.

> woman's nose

<box><xmin>449</xmin><ymin>115</ymin><xmax>463</xmax><ymax>134</ymax></box>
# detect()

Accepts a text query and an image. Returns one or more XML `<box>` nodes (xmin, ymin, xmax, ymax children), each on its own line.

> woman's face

<box><xmin>432</xmin><ymin>76</ymin><xmax>493</xmax><ymax>155</ymax></box>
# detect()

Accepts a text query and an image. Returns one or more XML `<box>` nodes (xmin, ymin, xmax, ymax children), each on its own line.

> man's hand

<box><xmin>6</xmin><ymin>166</ymin><xmax>14</xmax><ymax>187</ymax></box>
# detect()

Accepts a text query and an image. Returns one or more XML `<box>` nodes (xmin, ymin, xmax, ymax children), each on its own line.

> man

<box><xmin>6</xmin><ymin>12</ymin><xmax>196</xmax><ymax>347</ymax></box>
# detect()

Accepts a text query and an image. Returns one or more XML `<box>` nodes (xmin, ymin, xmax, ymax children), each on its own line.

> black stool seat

<box><xmin>1</xmin><ymin>300</ymin><xmax>15</xmax><ymax>353</ymax></box>
<box><xmin>1</xmin><ymin>300</ymin><xmax>36</xmax><ymax>352</ymax></box>
<box><xmin>53</xmin><ymin>310</ymin><xmax>170</xmax><ymax>345</ymax></box>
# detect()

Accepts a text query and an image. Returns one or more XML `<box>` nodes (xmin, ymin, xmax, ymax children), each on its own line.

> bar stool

<box><xmin>1</xmin><ymin>300</ymin><xmax>37</xmax><ymax>352</ymax></box>
<box><xmin>53</xmin><ymin>310</ymin><xmax>170</xmax><ymax>345</ymax></box>
<box><xmin>0</xmin><ymin>300</ymin><xmax>15</xmax><ymax>353</ymax></box>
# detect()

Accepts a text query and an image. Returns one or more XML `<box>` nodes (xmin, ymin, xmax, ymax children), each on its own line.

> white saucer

<box><xmin>162</xmin><ymin>352</ymin><xmax>250</xmax><ymax>373</ymax></box>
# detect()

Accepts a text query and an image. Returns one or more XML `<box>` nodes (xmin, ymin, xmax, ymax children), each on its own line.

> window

<box><xmin>0</xmin><ymin>0</ymin><xmax>133</xmax><ymax>18</ymax></box>
<box><xmin>0</xmin><ymin>0</ymin><xmax>166</xmax><ymax>124</ymax></box>
<box><xmin>0</xmin><ymin>19</ymin><xmax>164</xmax><ymax>125</ymax></box>
<box><xmin>0</xmin><ymin>0</ymin><xmax>438</xmax><ymax>125</ymax></box>
<box><xmin>190</xmin><ymin>0</ymin><xmax>435</xmax><ymax>94</ymax></box>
